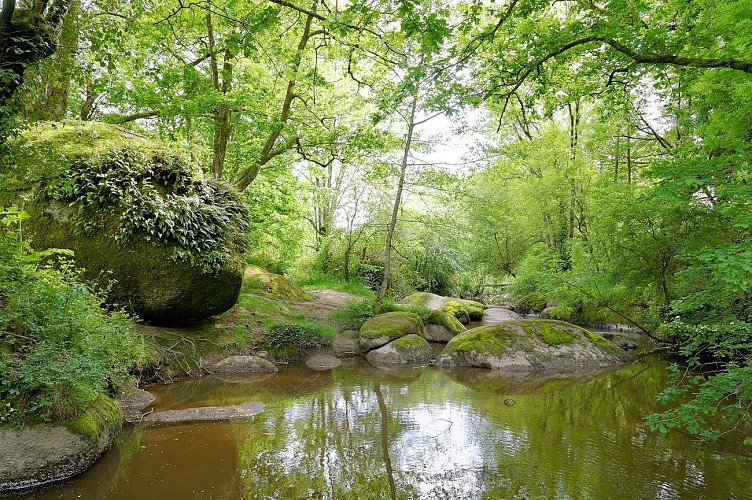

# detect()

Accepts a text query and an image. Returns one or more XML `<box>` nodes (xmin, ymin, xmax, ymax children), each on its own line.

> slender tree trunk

<box><xmin>375</xmin><ymin>97</ymin><xmax>417</xmax><ymax>314</ymax></box>
<box><xmin>36</xmin><ymin>0</ymin><xmax>79</xmax><ymax>120</ymax></box>
<box><xmin>627</xmin><ymin>137</ymin><xmax>632</xmax><ymax>184</ymax></box>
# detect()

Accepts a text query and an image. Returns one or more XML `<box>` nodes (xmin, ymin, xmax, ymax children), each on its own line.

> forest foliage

<box><xmin>0</xmin><ymin>0</ymin><xmax>750</xmax><ymax>442</ymax></box>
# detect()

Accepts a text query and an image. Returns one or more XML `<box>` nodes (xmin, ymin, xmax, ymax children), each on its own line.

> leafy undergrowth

<box><xmin>137</xmin><ymin>269</ymin><xmax>364</xmax><ymax>382</ymax></box>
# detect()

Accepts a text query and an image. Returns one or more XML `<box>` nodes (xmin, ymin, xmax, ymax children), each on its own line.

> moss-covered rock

<box><xmin>0</xmin><ymin>395</ymin><xmax>122</xmax><ymax>492</ymax></box>
<box><xmin>436</xmin><ymin>320</ymin><xmax>632</xmax><ymax>370</ymax></box>
<box><xmin>359</xmin><ymin>312</ymin><xmax>424</xmax><ymax>351</ymax></box>
<box><xmin>515</xmin><ymin>292</ymin><xmax>548</xmax><ymax>314</ymax></box>
<box><xmin>439</xmin><ymin>300</ymin><xmax>471</xmax><ymax>324</ymax></box>
<box><xmin>366</xmin><ymin>334</ymin><xmax>432</xmax><ymax>366</ymax></box>
<box><xmin>458</xmin><ymin>299</ymin><xmax>485</xmax><ymax>321</ymax></box>
<box><xmin>423</xmin><ymin>310</ymin><xmax>467</xmax><ymax>342</ymax></box>
<box><xmin>243</xmin><ymin>265</ymin><xmax>309</xmax><ymax>299</ymax></box>
<box><xmin>8</xmin><ymin>121</ymin><xmax>248</xmax><ymax>324</ymax></box>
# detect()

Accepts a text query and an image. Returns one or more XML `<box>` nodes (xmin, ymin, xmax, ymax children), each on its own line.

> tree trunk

<box><xmin>375</xmin><ymin>97</ymin><xmax>417</xmax><ymax>314</ymax></box>
<box><xmin>35</xmin><ymin>0</ymin><xmax>79</xmax><ymax>120</ymax></box>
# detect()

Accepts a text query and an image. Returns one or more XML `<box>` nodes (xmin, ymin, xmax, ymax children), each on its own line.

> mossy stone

<box><xmin>11</xmin><ymin>121</ymin><xmax>246</xmax><ymax>324</ymax></box>
<box><xmin>515</xmin><ymin>292</ymin><xmax>548</xmax><ymax>314</ymax></box>
<box><xmin>443</xmin><ymin>326</ymin><xmax>515</xmax><ymax>357</ymax></box>
<box><xmin>67</xmin><ymin>394</ymin><xmax>123</xmax><ymax>444</ymax></box>
<box><xmin>366</xmin><ymin>334</ymin><xmax>432</xmax><ymax>365</ymax></box>
<box><xmin>359</xmin><ymin>312</ymin><xmax>424</xmax><ymax>351</ymax></box>
<box><xmin>440</xmin><ymin>300</ymin><xmax>471</xmax><ymax>324</ymax></box>
<box><xmin>243</xmin><ymin>265</ymin><xmax>309</xmax><ymax>299</ymax></box>
<box><xmin>437</xmin><ymin>320</ymin><xmax>632</xmax><ymax>370</ymax></box>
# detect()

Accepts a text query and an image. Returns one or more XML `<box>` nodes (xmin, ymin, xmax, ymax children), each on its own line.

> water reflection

<box><xmin>12</xmin><ymin>360</ymin><xmax>752</xmax><ymax>499</ymax></box>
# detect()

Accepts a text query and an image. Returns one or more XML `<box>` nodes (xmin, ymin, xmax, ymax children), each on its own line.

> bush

<box><xmin>331</xmin><ymin>297</ymin><xmax>379</xmax><ymax>331</ymax></box>
<box><xmin>0</xmin><ymin>209</ymin><xmax>145</xmax><ymax>424</ymax></box>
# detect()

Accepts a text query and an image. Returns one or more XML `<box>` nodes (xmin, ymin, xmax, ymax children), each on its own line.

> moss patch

<box><xmin>440</xmin><ymin>300</ymin><xmax>471</xmax><ymax>324</ymax></box>
<box><xmin>457</xmin><ymin>299</ymin><xmax>484</xmax><ymax>321</ymax></box>
<box><xmin>427</xmin><ymin>310</ymin><xmax>466</xmax><ymax>335</ymax></box>
<box><xmin>585</xmin><ymin>330</ymin><xmax>622</xmax><ymax>350</ymax></box>
<box><xmin>243</xmin><ymin>265</ymin><xmax>310</xmax><ymax>299</ymax></box>
<box><xmin>67</xmin><ymin>394</ymin><xmax>122</xmax><ymax>443</ymax></box>
<box><xmin>444</xmin><ymin>326</ymin><xmax>516</xmax><ymax>357</ymax></box>
<box><xmin>393</xmin><ymin>334</ymin><xmax>429</xmax><ymax>349</ymax></box>
<box><xmin>520</xmin><ymin>320</ymin><xmax>577</xmax><ymax>345</ymax></box>
<box><xmin>402</xmin><ymin>292</ymin><xmax>434</xmax><ymax>307</ymax></box>
<box><xmin>359</xmin><ymin>312</ymin><xmax>423</xmax><ymax>340</ymax></box>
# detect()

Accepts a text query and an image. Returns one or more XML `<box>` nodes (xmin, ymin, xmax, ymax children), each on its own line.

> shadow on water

<box><xmin>10</xmin><ymin>359</ymin><xmax>752</xmax><ymax>500</ymax></box>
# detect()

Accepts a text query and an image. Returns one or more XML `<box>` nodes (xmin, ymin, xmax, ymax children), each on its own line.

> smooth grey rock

<box><xmin>143</xmin><ymin>401</ymin><xmax>264</xmax><ymax>423</ymax></box>
<box><xmin>482</xmin><ymin>307</ymin><xmax>521</xmax><ymax>324</ymax></box>
<box><xmin>208</xmin><ymin>355</ymin><xmax>278</xmax><ymax>374</ymax></box>
<box><xmin>117</xmin><ymin>388</ymin><xmax>156</xmax><ymax>423</ymax></box>
<box><xmin>332</xmin><ymin>330</ymin><xmax>361</xmax><ymax>356</ymax></box>
<box><xmin>306</xmin><ymin>354</ymin><xmax>341</xmax><ymax>370</ymax></box>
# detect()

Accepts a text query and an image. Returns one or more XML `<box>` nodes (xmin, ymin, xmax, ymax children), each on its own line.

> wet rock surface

<box><xmin>143</xmin><ymin>401</ymin><xmax>265</xmax><ymax>423</ymax></box>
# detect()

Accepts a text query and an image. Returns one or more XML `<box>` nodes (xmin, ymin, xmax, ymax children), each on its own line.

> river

<box><xmin>11</xmin><ymin>356</ymin><xmax>751</xmax><ymax>499</ymax></box>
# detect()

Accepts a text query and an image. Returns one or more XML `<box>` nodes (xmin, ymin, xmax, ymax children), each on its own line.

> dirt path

<box><xmin>289</xmin><ymin>289</ymin><xmax>363</xmax><ymax>322</ymax></box>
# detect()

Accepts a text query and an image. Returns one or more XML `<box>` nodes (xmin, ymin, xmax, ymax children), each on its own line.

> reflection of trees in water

<box><xmin>237</xmin><ymin>373</ymin><xmax>418</xmax><ymax>499</ymax></box>
<box><xmin>229</xmin><ymin>361</ymin><xmax>750</xmax><ymax>499</ymax></box>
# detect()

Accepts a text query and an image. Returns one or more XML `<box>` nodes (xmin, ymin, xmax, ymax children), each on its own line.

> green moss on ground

<box><xmin>67</xmin><ymin>395</ymin><xmax>123</xmax><ymax>443</ymax></box>
<box><xmin>427</xmin><ymin>310</ymin><xmax>467</xmax><ymax>335</ymax></box>
<box><xmin>359</xmin><ymin>312</ymin><xmax>423</xmax><ymax>340</ymax></box>
<box><xmin>243</xmin><ymin>265</ymin><xmax>310</xmax><ymax>299</ymax></box>
<box><xmin>443</xmin><ymin>326</ymin><xmax>515</xmax><ymax>356</ymax></box>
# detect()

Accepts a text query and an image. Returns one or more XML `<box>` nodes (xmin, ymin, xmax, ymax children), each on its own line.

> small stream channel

<box><xmin>10</xmin><ymin>354</ymin><xmax>752</xmax><ymax>499</ymax></box>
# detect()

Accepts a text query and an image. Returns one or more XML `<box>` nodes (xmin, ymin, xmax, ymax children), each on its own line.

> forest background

<box><xmin>1</xmin><ymin>0</ymin><xmax>750</xmax><ymax>444</ymax></box>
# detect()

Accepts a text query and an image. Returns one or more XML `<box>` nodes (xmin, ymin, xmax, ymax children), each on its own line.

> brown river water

<box><xmin>9</xmin><ymin>356</ymin><xmax>752</xmax><ymax>499</ymax></box>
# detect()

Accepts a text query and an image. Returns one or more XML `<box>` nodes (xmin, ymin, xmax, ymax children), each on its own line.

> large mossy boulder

<box><xmin>7</xmin><ymin>121</ymin><xmax>248</xmax><ymax>324</ymax></box>
<box><xmin>436</xmin><ymin>320</ymin><xmax>632</xmax><ymax>370</ymax></box>
<box><xmin>366</xmin><ymin>335</ymin><xmax>432</xmax><ymax>366</ymax></box>
<box><xmin>0</xmin><ymin>395</ymin><xmax>121</xmax><ymax>492</ymax></box>
<box><xmin>359</xmin><ymin>311</ymin><xmax>424</xmax><ymax>351</ymax></box>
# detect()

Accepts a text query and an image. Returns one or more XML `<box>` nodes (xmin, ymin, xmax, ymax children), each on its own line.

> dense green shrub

<box><xmin>0</xmin><ymin>210</ymin><xmax>144</xmax><ymax>424</ymax></box>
